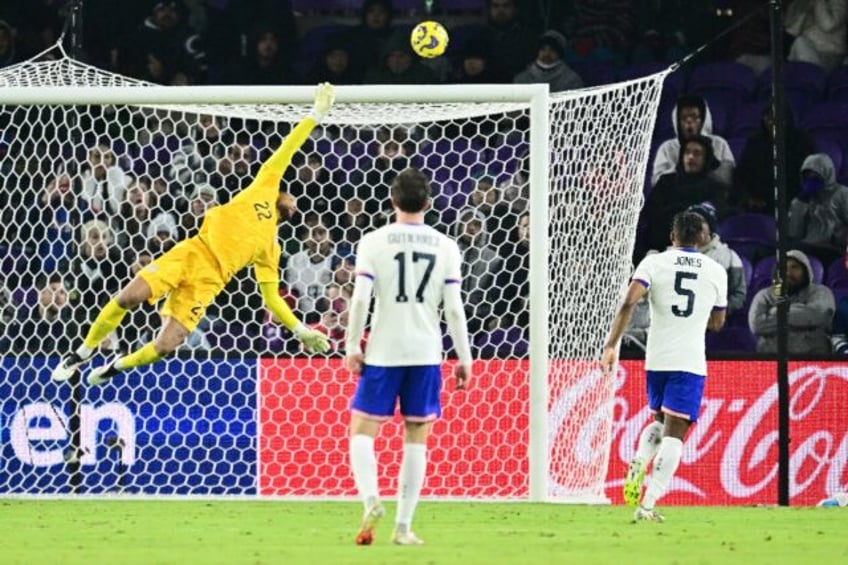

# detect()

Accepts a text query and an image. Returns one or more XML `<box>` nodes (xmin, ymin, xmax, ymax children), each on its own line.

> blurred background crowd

<box><xmin>0</xmin><ymin>0</ymin><xmax>847</xmax><ymax>358</ymax></box>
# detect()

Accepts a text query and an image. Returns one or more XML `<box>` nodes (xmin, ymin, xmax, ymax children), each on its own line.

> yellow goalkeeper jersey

<box><xmin>198</xmin><ymin>116</ymin><xmax>316</xmax><ymax>284</ymax></box>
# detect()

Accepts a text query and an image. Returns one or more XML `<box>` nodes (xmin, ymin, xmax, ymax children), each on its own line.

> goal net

<box><xmin>0</xmin><ymin>44</ymin><xmax>665</xmax><ymax>499</ymax></box>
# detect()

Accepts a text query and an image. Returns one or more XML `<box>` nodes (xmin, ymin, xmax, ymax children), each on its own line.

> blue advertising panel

<box><xmin>0</xmin><ymin>356</ymin><xmax>257</xmax><ymax>494</ymax></box>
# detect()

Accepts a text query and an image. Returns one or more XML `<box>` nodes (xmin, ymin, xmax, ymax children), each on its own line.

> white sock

<box><xmin>76</xmin><ymin>344</ymin><xmax>94</xmax><ymax>359</ymax></box>
<box><xmin>633</xmin><ymin>421</ymin><xmax>663</xmax><ymax>466</ymax></box>
<box><xmin>642</xmin><ymin>436</ymin><xmax>683</xmax><ymax>509</ymax></box>
<box><xmin>350</xmin><ymin>434</ymin><xmax>379</xmax><ymax>510</ymax></box>
<box><xmin>395</xmin><ymin>443</ymin><xmax>427</xmax><ymax>532</ymax></box>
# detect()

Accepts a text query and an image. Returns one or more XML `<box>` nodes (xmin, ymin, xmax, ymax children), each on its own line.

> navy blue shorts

<box><xmin>351</xmin><ymin>364</ymin><xmax>442</xmax><ymax>422</ymax></box>
<box><xmin>646</xmin><ymin>370</ymin><xmax>706</xmax><ymax>422</ymax></box>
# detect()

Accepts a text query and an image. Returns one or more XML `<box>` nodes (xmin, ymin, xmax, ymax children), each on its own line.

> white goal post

<box><xmin>0</xmin><ymin>48</ymin><xmax>666</xmax><ymax>501</ymax></box>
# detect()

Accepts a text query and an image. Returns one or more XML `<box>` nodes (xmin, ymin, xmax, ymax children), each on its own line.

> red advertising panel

<box><xmin>259</xmin><ymin>359</ymin><xmax>847</xmax><ymax>504</ymax></box>
<box><xmin>608</xmin><ymin>361</ymin><xmax>848</xmax><ymax>506</ymax></box>
<box><xmin>259</xmin><ymin>359</ymin><xmax>529</xmax><ymax>497</ymax></box>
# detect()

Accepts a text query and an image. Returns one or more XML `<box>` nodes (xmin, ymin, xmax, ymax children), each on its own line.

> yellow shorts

<box><xmin>138</xmin><ymin>238</ymin><xmax>228</xmax><ymax>332</ymax></box>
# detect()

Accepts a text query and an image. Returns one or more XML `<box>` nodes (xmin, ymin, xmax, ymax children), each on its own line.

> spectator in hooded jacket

<box><xmin>643</xmin><ymin>135</ymin><xmax>727</xmax><ymax>253</ymax></box>
<box><xmin>651</xmin><ymin>94</ymin><xmax>735</xmax><ymax>189</ymax></box>
<box><xmin>732</xmin><ymin>102</ymin><xmax>816</xmax><ymax>214</ymax></box>
<box><xmin>785</xmin><ymin>0</ymin><xmax>847</xmax><ymax>72</ymax></box>
<box><xmin>452</xmin><ymin>32</ymin><xmax>508</xmax><ymax>84</ymax></box>
<box><xmin>346</xmin><ymin>0</ymin><xmax>395</xmax><ymax>78</ymax></box>
<box><xmin>305</xmin><ymin>32</ymin><xmax>363</xmax><ymax>85</ymax></box>
<box><xmin>689</xmin><ymin>202</ymin><xmax>747</xmax><ymax>314</ymax></box>
<box><xmin>788</xmin><ymin>153</ymin><xmax>848</xmax><ymax>267</ymax></box>
<box><xmin>364</xmin><ymin>28</ymin><xmax>438</xmax><ymax>85</ymax></box>
<box><xmin>514</xmin><ymin>30</ymin><xmax>583</xmax><ymax>92</ymax></box>
<box><xmin>749</xmin><ymin>249</ymin><xmax>835</xmax><ymax>355</ymax></box>
<box><xmin>486</xmin><ymin>0</ymin><xmax>539</xmax><ymax>79</ymax></box>
<box><xmin>222</xmin><ymin>23</ymin><xmax>296</xmax><ymax>85</ymax></box>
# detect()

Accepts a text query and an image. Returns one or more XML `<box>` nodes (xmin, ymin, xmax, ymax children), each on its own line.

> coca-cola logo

<box><xmin>549</xmin><ymin>361</ymin><xmax>848</xmax><ymax>504</ymax></box>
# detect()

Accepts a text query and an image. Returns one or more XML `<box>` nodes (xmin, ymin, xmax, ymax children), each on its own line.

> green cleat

<box><xmin>623</xmin><ymin>459</ymin><xmax>646</xmax><ymax>507</ymax></box>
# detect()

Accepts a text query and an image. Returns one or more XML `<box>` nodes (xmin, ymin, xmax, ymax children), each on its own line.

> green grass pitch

<box><xmin>2</xmin><ymin>500</ymin><xmax>844</xmax><ymax>564</ymax></box>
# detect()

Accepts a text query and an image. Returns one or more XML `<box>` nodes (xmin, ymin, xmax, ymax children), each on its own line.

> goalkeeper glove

<box><xmin>310</xmin><ymin>82</ymin><xmax>335</xmax><ymax>123</ymax></box>
<box><xmin>294</xmin><ymin>324</ymin><xmax>330</xmax><ymax>354</ymax></box>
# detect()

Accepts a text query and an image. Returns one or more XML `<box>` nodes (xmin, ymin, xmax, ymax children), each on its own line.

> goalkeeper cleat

<box><xmin>623</xmin><ymin>459</ymin><xmax>646</xmax><ymax>507</ymax></box>
<box><xmin>633</xmin><ymin>505</ymin><xmax>665</xmax><ymax>523</ymax></box>
<box><xmin>355</xmin><ymin>502</ymin><xmax>385</xmax><ymax>546</ymax></box>
<box><xmin>51</xmin><ymin>351</ymin><xmax>91</xmax><ymax>382</ymax></box>
<box><xmin>392</xmin><ymin>530</ymin><xmax>424</xmax><ymax>546</ymax></box>
<box><xmin>87</xmin><ymin>359</ymin><xmax>121</xmax><ymax>386</ymax></box>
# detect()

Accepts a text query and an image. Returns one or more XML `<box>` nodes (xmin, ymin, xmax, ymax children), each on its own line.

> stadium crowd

<box><xmin>0</xmin><ymin>0</ymin><xmax>847</xmax><ymax>357</ymax></box>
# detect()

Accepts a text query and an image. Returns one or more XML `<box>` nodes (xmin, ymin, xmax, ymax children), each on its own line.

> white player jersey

<box><xmin>354</xmin><ymin>222</ymin><xmax>463</xmax><ymax>366</ymax></box>
<box><xmin>632</xmin><ymin>248</ymin><xmax>728</xmax><ymax>375</ymax></box>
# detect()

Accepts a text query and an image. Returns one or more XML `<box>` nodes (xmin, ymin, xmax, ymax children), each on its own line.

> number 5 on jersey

<box><xmin>672</xmin><ymin>271</ymin><xmax>697</xmax><ymax>317</ymax></box>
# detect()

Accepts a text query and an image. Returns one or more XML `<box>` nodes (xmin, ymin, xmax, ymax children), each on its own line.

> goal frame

<box><xmin>0</xmin><ymin>83</ymin><xmax>552</xmax><ymax>501</ymax></box>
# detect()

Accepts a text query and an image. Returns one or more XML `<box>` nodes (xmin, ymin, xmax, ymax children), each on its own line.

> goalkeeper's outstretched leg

<box><xmin>51</xmin><ymin>275</ymin><xmax>155</xmax><ymax>382</ymax></box>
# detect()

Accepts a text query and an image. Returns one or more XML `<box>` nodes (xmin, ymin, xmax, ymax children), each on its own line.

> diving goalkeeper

<box><xmin>52</xmin><ymin>83</ymin><xmax>336</xmax><ymax>386</ymax></box>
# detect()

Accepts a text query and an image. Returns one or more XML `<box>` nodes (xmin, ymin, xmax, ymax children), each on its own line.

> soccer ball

<box><xmin>410</xmin><ymin>21</ymin><xmax>449</xmax><ymax>59</ymax></box>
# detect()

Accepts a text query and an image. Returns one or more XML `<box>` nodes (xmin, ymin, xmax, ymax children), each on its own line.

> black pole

<box><xmin>66</xmin><ymin>373</ymin><xmax>83</xmax><ymax>493</ymax></box>
<box><xmin>769</xmin><ymin>0</ymin><xmax>790</xmax><ymax>507</ymax></box>
<box><xmin>69</xmin><ymin>0</ymin><xmax>84</xmax><ymax>59</ymax></box>
<box><xmin>66</xmin><ymin>0</ymin><xmax>86</xmax><ymax>493</ymax></box>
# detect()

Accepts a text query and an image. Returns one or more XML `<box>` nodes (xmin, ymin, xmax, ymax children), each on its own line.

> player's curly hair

<box><xmin>391</xmin><ymin>167</ymin><xmax>431</xmax><ymax>213</ymax></box>
<box><xmin>672</xmin><ymin>211</ymin><xmax>705</xmax><ymax>247</ymax></box>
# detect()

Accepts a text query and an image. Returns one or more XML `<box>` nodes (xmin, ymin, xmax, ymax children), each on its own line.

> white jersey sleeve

<box><xmin>634</xmin><ymin>249</ymin><xmax>728</xmax><ymax>375</ymax></box>
<box><xmin>356</xmin><ymin>223</ymin><xmax>461</xmax><ymax>366</ymax></box>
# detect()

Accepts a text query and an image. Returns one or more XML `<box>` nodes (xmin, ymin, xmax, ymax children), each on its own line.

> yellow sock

<box><xmin>83</xmin><ymin>299</ymin><xmax>128</xmax><ymax>349</ymax></box>
<box><xmin>115</xmin><ymin>343</ymin><xmax>162</xmax><ymax>370</ymax></box>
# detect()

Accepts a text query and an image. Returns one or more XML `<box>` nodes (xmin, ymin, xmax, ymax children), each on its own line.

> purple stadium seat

<box><xmin>841</xmin><ymin>155</ymin><xmax>848</xmax><ymax>185</ymax></box>
<box><xmin>442</xmin><ymin>0</ymin><xmax>486</xmax><ymax>11</ymax></box>
<box><xmin>832</xmin><ymin>287</ymin><xmax>848</xmax><ymax>306</ymax></box>
<box><xmin>706</xmin><ymin>326</ymin><xmax>758</xmax><ymax>353</ymax></box>
<box><xmin>757</xmin><ymin>62</ymin><xmax>826</xmax><ymax>118</ymax></box>
<box><xmin>815</xmin><ymin>138</ymin><xmax>844</xmax><ymax>176</ymax></box>
<box><xmin>799</xmin><ymin>102</ymin><xmax>848</xmax><ymax>149</ymax></box>
<box><xmin>291</xmin><ymin>0</ymin><xmax>342</xmax><ymax>13</ymax></box>
<box><xmin>727</xmin><ymin>136</ymin><xmax>748</xmax><ymax>162</ymax></box>
<box><xmin>706</xmin><ymin>102</ymin><xmax>731</xmax><ymax>137</ymax></box>
<box><xmin>717</xmin><ymin>213</ymin><xmax>776</xmax><ymax>262</ymax></box>
<box><xmin>826</xmin><ymin>257</ymin><xmax>848</xmax><ymax>288</ymax></box>
<box><xmin>729</xmin><ymin>101</ymin><xmax>767</xmax><ymax>138</ymax></box>
<box><xmin>721</xmin><ymin>253</ymin><xmax>755</xmax><ymax>329</ymax></box>
<box><xmin>751</xmin><ymin>257</ymin><xmax>775</xmax><ymax>292</ymax></box>
<box><xmin>828</xmin><ymin>65</ymin><xmax>848</xmax><ymax>102</ymax></box>
<box><xmin>688</xmin><ymin>62</ymin><xmax>756</xmax><ymax>114</ymax></box>
<box><xmin>571</xmin><ymin>61</ymin><xmax>618</xmax><ymax>87</ymax></box>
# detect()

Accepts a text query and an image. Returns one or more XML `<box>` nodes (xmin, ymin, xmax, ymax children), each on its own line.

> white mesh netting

<box><xmin>0</xmin><ymin>44</ymin><xmax>665</xmax><ymax>498</ymax></box>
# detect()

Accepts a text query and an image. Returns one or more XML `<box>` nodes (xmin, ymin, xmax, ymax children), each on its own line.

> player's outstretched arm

<box><xmin>601</xmin><ymin>280</ymin><xmax>648</xmax><ymax>377</ymax></box>
<box><xmin>258</xmin><ymin>82</ymin><xmax>336</xmax><ymax>180</ymax></box>
<box><xmin>259</xmin><ymin>282</ymin><xmax>329</xmax><ymax>354</ymax></box>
